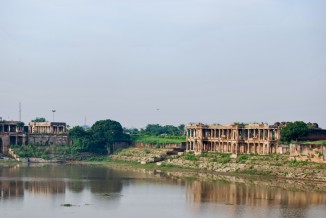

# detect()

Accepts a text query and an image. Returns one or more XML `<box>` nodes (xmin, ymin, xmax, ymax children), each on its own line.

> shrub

<box><xmin>185</xmin><ymin>153</ymin><xmax>197</xmax><ymax>161</ymax></box>
<box><xmin>236</xmin><ymin>154</ymin><xmax>249</xmax><ymax>163</ymax></box>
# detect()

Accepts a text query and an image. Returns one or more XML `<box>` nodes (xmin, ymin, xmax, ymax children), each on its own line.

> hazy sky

<box><xmin>1</xmin><ymin>0</ymin><xmax>325</xmax><ymax>128</ymax></box>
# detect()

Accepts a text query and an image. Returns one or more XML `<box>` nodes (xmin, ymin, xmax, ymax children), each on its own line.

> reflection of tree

<box><xmin>67</xmin><ymin>181</ymin><xmax>84</xmax><ymax>193</ymax></box>
<box><xmin>86</xmin><ymin>167</ymin><xmax>123</xmax><ymax>194</ymax></box>
<box><xmin>25</xmin><ymin>181</ymin><xmax>65</xmax><ymax>195</ymax></box>
<box><xmin>0</xmin><ymin>164</ymin><xmax>124</xmax><ymax>200</ymax></box>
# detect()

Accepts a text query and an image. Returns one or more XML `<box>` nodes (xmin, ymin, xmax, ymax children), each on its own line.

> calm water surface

<box><xmin>0</xmin><ymin>164</ymin><xmax>326</xmax><ymax>218</ymax></box>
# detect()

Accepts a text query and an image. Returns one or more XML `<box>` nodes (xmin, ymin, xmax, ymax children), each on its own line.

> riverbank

<box><xmin>2</xmin><ymin>151</ymin><xmax>326</xmax><ymax>193</ymax></box>
<box><xmin>6</xmin><ymin>145</ymin><xmax>326</xmax><ymax>182</ymax></box>
<box><xmin>91</xmin><ymin>160</ymin><xmax>326</xmax><ymax>193</ymax></box>
<box><xmin>109</xmin><ymin>147</ymin><xmax>326</xmax><ymax>182</ymax></box>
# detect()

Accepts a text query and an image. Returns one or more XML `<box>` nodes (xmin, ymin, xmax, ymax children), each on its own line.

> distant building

<box><xmin>29</xmin><ymin>122</ymin><xmax>67</xmax><ymax>134</ymax></box>
<box><xmin>0</xmin><ymin>121</ymin><xmax>27</xmax><ymax>153</ymax></box>
<box><xmin>28</xmin><ymin>122</ymin><xmax>70</xmax><ymax>146</ymax></box>
<box><xmin>186</xmin><ymin>123</ymin><xmax>280</xmax><ymax>155</ymax></box>
<box><xmin>0</xmin><ymin>120</ymin><xmax>71</xmax><ymax>154</ymax></box>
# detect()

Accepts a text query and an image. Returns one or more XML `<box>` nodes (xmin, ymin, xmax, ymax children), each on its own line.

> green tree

<box><xmin>141</xmin><ymin>124</ymin><xmax>184</xmax><ymax>136</ymax></box>
<box><xmin>281</xmin><ymin>121</ymin><xmax>309</xmax><ymax>143</ymax></box>
<box><xmin>69</xmin><ymin>126</ymin><xmax>93</xmax><ymax>152</ymax></box>
<box><xmin>32</xmin><ymin>117</ymin><xmax>47</xmax><ymax>122</ymax></box>
<box><xmin>17</xmin><ymin>122</ymin><xmax>25</xmax><ymax>127</ymax></box>
<box><xmin>69</xmin><ymin>119</ymin><xmax>130</xmax><ymax>154</ymax></box>
<box><xmin>123</xmin><ymin>127</ymin><xmax>139</xmax><ymax>134</ymax></box>
<box><xmin>178</xmin><ymin>124</ymin><xmax>185</xmax><ymax>135</ymax></box>
<box><xmin>91</xmin><ymin>119</ymin><xmax>130</xmax><ymax>154</ymax></box>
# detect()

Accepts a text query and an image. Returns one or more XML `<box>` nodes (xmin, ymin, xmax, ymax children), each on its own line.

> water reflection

<box><xmin>0</xmin><ymin>180</ymin><xmax>24</xmax><ymax>199</ymax></box>
<box><xmin>185</xmin><ymin>180</ymin><xmax>326</xmax><ymax>207</ymax></box>
<box><xmin>0</xmin><ymin>163</ymin><xmax>326</xmax><ymax>218</ymax></box>
<box><xmin>0</xmin><ymin>164</ymin><xmax>123</xmax><ymax>200</ymax></box>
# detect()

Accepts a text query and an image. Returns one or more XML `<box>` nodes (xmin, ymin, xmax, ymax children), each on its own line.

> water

<box><xmin>1</xmin><ymin>163</ymin><xmax>326</xmax><ymax>218</ymax></box>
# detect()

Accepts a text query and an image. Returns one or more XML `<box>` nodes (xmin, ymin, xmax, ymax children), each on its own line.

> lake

<box><xmin>1</xmin><ymin>163</ymin><xmax>326</xmax><ymax>218</ymax></box>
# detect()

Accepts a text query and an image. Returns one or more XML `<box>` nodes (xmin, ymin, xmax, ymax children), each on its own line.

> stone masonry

<box><xmin>186</xmin><ymin>123</ymin><xmax>280</xmax><ymax>155</ymax></box>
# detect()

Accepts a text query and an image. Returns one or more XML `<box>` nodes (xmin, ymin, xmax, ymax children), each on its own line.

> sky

<box><xmin>0</xmin><ymin>0</ymin><xmax>325</xmax><ymax>128</ymax></box>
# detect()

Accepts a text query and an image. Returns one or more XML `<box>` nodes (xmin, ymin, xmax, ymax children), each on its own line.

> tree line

<box><xmin>123</xmin><ymin>124</ymin><xmax>185</xmax><ymax>136</ymax></box>
<box><xmin>280</xmin><ymin>121</ymin><xmax>317</xmax><ymax>143</ymax></box>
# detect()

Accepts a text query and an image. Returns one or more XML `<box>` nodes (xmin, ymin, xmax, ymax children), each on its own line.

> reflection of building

<box><xmin>185</xmin><ymin>179</ymin><xmax>326</xmax><ymax>208</ymax></box>
<box><xmin>26</xmin><ymin>181</ymin><xmax>65</xmax><ymax>195</ymax></box>
<box><xmin>0</xmin><ymin>121</ymin><xmax>27</xmax><ymax>153</ymax></box>
<box><xmin>186</xmin><ymin>123</ymin><xmax>280</xmax><ymax>154</ymax></box>
<box><xmin>0</xmin><ymin>180</ymin><xmax>24</xmax><ymax>199</ymax></box>
<box><xmin>29</xmin><ymin>122</ymin><xmax>67</xmax><ymax>134</ymax></box>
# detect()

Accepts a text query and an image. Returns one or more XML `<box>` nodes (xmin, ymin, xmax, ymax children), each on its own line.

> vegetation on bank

<box><xmin>131</xmin><ymin>134</ymin><xmax>186</xmax><ymax>144</ymax></box>
<box><xmin>7</xmin><ymin>145</ymin><xmax>326</xmax><ymax>180</ymax></box>
<box><xmin>300</xmin><ymin>140</ymin><xmax>326</xmax><ymax>145</ymax></box>
<box><xmin>68</xmin><ymin>120</ymin><xmax>186</xmax><ymax>154</ymax></box>
<box><xmin>69</xmin><ymin>119</ymin><xmax>131</xmax><ymax>154</ymax></box>
<box><xmin>10</xmin><ymin>145</ymin><xmax>76</xmax><ymax>160</ymax></box>
<box><xmin>9</xmin><ymin>145</ymin><xmax>110</xmax><ymax>161</ymax></box>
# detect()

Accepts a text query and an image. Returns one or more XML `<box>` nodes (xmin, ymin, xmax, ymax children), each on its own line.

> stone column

<box><xmin>258</xmin><ymin>130</ymin><xmax>261</xmax><ymax>140</ymax></box>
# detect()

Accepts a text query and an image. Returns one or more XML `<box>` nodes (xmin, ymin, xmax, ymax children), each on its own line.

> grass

<box><xmin>236</xmin><ymin>154</ymin><xmax>249</xmax><ymax>163</ymax></box>
<box><xmin>131</xmin><ymin>134</ymin><xmax>186</xmax><ymax>144</ymax></box>
<box><xmin>185</xmin><ymin>153</ymin><xmax>197</xmax><ymax>161</ymax></box>
<box><xmin>8</xmin><ymin>145</ymin><xmax>96</xmax><ymax>161</ymax></box>
<box><xmin>84</xmin><ymin>156</ymin><xmax>111</xmax><ymax>162</ymax></box>
<box><xmin>300</xmin><ymin>140</ymin><xmax>326</xmax><ymax>145</ymax></box>
<box><xmin>204</xmin><ymin>153</ymin><xmax>231</xmax><ymax>164</ymax></box>
<box><xmin>237</xmin><ymin>169</ymin><xmax>274</xmax><ymax>176</ymax></box>
<box><xmin>287</xmin><ymin>159</ymin><xmax>309</xmax><ymax>167</ymax></box>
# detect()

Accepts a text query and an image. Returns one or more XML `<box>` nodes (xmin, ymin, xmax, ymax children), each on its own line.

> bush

<box><xmin>185</xmin><ymin>153</ymin><xmax>197</xmax><ymax>161</ymax></box>
<box><xmin>236</xmin><ymin>154</ymin><xmax>249</xmax><ymax>163</ymax></box>
<box><xmin>287</xmin><ymin>159</ymin><xmax>308</xmax><ymax>167</ymax></box>
<box><xmin>210</xmin><ymin>153</ymin><xmax>231</xmax><ymax>164</ymax></box>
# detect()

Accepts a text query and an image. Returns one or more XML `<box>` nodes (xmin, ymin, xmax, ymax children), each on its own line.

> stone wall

<box><xmin>298</xmin><ymin>129</ymin><xmax>326</xmax><ymax>141</ymax></box>
<box><xmin>112</xmin><ymin>142</ymin><xmax>131</xmax><ymax>153</ymax></box>
<box><xmin>277</xmin><ymin>144</ymin><xmax>289</xmax><ymax>154</ymax></box>
<box><xmin>133</xmin><ymin>142</ymin><xmax>186</xmax><ymax>150</ymax></box>
<box><xmin>290</xmin><ymin>143</ymin><xmax>326</xmax><ymax>163</ymax></box>
<box><xmin>0</xmin><ymin>135</ymin><xmax>10</xmax><ymax>153</ymax></box>
<box><xmin>28</xmin><ymin>134</ymin><xmax>71</xmax><ymax>146</ymax></box>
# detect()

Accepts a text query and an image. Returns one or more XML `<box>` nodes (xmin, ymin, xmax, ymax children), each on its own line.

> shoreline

<box><xmin>2</xmin><ymin>157</ymin><xmax>326</xmax><ymax>192</ymax></box>
<box><xmin>76</xmin><ymin>159</ymin><xmax>326</xmax><ymax>193</ymax></box>
<box><xmin>3</xmin><ymin>146</ymin><xmax>326</xmax><ymax>184</ymax></box>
